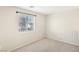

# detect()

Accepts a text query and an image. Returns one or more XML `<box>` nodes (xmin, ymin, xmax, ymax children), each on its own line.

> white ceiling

<box><xmin>18</xmin><ymin>6</ymin><xmax>79</xmax><ymax>15</ymax></box>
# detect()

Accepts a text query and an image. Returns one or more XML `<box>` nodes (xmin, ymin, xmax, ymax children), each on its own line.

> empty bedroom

<box><xmin>0</xmin><ymin>6</ymin><xmax>79</xmax><ymax>52</ymax></box>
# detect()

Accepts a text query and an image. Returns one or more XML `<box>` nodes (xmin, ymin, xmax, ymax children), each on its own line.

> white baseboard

<box><xmin>46</xmin><ymin>37</ymin><xmax>79</xmax><ymax>47</ymax></box>
<box><xmin>8</xmin><ymin>37</ymin><xmax>46</xmax><ymax>52</ymax></box>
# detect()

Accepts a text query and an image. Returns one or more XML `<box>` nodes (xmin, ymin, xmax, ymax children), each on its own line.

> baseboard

<box><xmin>46</xmin><ymin>37</ymin><xmax>79</xmax><ymax>47</ymax></box>
<box><xmin>8</xmin><ymin>37</ymin><xmax>46</xmax><ymax>52</ymax></box>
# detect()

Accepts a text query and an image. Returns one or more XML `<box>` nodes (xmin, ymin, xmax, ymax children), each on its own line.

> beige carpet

<box><xmin>13</xmin><ymin>39</ymin><xmax>79</xmax><ymax>52</ymax></box>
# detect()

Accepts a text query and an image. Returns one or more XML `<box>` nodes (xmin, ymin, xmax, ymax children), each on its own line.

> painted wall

<box><xmin>46</xmin><ymin>9</ymin><xmax>79</xmax><ymax>46</ymax></box>
<box><xmin>0</xmin><ymin>7</ymin><xmax>46</xmax><ymax>51</ymax></box>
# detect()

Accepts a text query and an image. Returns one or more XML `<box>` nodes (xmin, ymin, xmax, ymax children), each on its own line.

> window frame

<box><xmin>16</xmin><ymin>11</ymin><xmax>36</xmax><ymax>32</ymax></box>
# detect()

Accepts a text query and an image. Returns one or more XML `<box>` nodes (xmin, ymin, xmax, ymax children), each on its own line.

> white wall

<box><xmin>46</xmin><ymin>9</ymin><xmax>79</xmax><ymax>46</ymax></box>
<box><xmin>0</xmin><ymin>7</ymin><xmax>46</xmax><ymax>51</ymax></box>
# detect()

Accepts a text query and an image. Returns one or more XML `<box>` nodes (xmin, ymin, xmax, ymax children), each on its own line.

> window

<box><xmin>17</xmin><ymin>11</ymin><xmax>36</xmax><ymax>32</ymax></box>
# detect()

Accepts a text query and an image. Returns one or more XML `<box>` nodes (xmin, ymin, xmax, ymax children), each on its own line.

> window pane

<box><xmin>18</xmin><ymin>13</ymin><xmax>35</xmax><ymax>32</ymax></box>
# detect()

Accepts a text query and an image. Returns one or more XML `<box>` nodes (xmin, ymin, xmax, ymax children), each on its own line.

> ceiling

<box><xmin>18</xmin><ymin>6</ymin><xmax>79</xmax><ymax>15</ymax></box>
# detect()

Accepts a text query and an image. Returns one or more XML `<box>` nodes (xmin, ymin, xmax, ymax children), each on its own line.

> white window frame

<box><xmin>16</xmin><ymin>11</ymin><xmax>36</xmax><ymax>32</ymax></box>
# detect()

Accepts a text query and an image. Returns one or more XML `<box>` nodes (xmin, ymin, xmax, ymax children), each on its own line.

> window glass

<box><xmin>18</xmin><ymin>13</ymin><xmax>35</xmax><ymax>32</ymax></box>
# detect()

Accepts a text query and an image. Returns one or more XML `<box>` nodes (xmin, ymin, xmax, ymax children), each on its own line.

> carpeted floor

<box><xmin>13</xmin><ymin>39</ymin><xmax>79</xmax><ymax>52</ymax></box>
